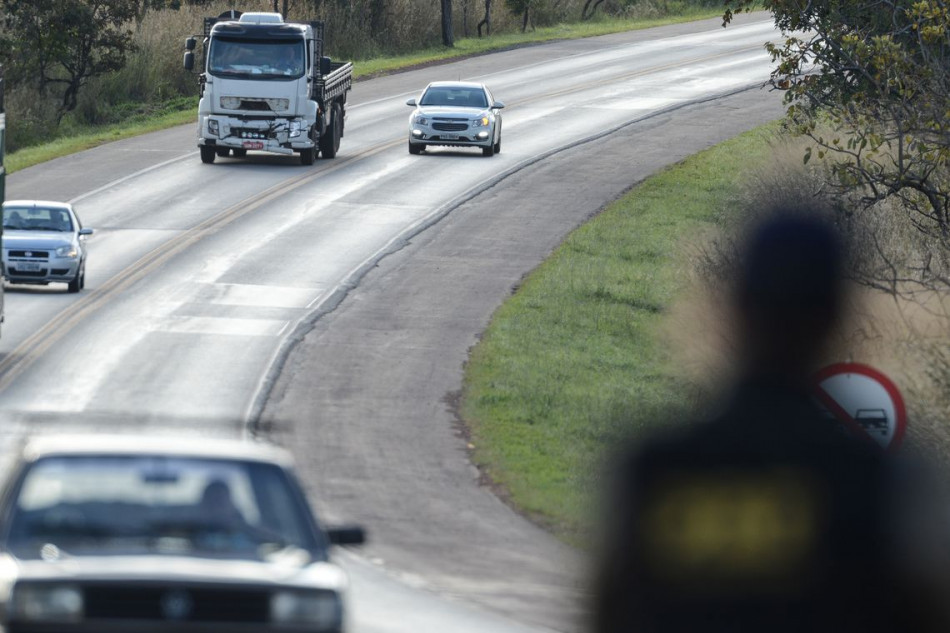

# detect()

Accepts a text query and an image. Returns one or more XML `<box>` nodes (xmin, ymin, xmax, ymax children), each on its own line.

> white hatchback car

<box><xmin>2</xmin><ymin>200</ymin><xmax>93</xmax><ymax>293</ymax></box>
<box><xmin>406</xmin><ymin>81</ymin><xmax>505</xmax><ymax>156</ymax></box>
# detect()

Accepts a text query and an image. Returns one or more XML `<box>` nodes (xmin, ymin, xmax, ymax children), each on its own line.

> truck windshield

<box><xmin>209</xmin><ymin>38</ymin><xmax>305</xmax><ymax>80</ymax></box>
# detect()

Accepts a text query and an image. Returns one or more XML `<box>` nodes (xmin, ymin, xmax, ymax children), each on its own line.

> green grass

<box><xmin>6</xmin><ymin>10</ymin><xmax>723</xmax><ymax>174</ymax></box>
<box><xmin>460</xmin><ymin>123</ymin><xmax>782</xmax><ymax>544</ymax></box>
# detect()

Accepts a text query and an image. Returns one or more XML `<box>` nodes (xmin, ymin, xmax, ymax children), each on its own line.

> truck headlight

<box><xmin>55</xmin><ymin>245</ymin><xmax>79</xmax><ymax>259</ymax></box>
<box><xmin>220</xmin><ymin>97</ymin><xmax>241</xmax><ymax>109</ymax></box>
<box><xmin>12</xmin><ymin>584</ymin><xmax>84</xmax><ymax>622</ymax></box>
<box><xmin>413</xmin><ymin>115</ymin><xmax>428</xmax><ymax>125</ymax></box>
<box><xmin>290</xmin><ymin>121</ymin><xmax>302</xmax><ymax>138</ymax></box>
<box><xmin>472</xmin><ymin>115</ymin><xmax>490</xmax><ymax>127</ymax></box>
<box><xmin>270</xmin><ymin>591</ymin><xmax>340</xmax><ymax>627</ymax></box>
<box><xmin>208</xmin><ymin>119</ymin><xmax>220</xmax><ymax>136</ymax></box>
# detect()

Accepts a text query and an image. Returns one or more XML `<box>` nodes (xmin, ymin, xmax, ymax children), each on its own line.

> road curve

<box><xmin>1</xmin><ymin>13</ymin><xmax>785</xmax><ymax>633</ymax></box>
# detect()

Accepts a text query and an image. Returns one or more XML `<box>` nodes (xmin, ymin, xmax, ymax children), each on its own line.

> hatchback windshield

<box><xmin>209</xmin><ymin>38</ymin><xmax>305</xmax><ymax>79</ymax></box>
<box><xmin>3</xmin><ymin>206</ymin><xmax>73</xmax><ymax>232</ymax></box>
<box><xmin>5</xmin><ymin>456</ymin><xmax>320</xmax><ymax>560</ymax></box>
<box><xmin>420</xmin><ymin>87</ymin><xmax>488</xmax><ymax>108</ymax></box>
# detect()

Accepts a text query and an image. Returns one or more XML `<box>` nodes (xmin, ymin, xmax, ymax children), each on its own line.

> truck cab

<box><xmin>186</xmin><ymin>12</ymin><xmax>352</xmax><ymax>165</ymax></box>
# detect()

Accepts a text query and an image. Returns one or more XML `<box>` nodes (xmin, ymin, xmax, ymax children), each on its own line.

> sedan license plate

<box><xmin>16</xmin><ymin>262</ymin><xmax>41</xmax><ymax>272</ymax></box>
<box><xmin>242</xmin><ymin>141</ymin><xmax>264</xmax><ymax>150</ymax></box>
<box><xmin>440</xmin><ymin>134</ymin><xmax>460</xmax><ymax>140</ymax></box>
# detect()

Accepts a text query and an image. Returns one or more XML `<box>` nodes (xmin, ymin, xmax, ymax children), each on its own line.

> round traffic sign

<box><xmin>813</xmin><ymin>363</ymin><xmax>907</xmax><ymax>452</ymax></box>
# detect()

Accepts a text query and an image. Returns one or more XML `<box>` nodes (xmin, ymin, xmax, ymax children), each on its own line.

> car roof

<box><xmin>425</xmin><ymin>81</ymin><xmax>487</xmax><ymax>91</ymax></box>
<box><xmin>3</xmin><ymin>200</ymin><xmax>73</xmax><ymax>210</ymax></box>
<box><xmin>20</xmin><ymin>434</ymin><xmax>295</xmax><ymax>467</ymax></box>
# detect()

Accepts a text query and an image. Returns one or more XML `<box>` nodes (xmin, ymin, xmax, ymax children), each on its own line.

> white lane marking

<box><xmin>204</xmin><ymin>283</ymin><xmax>321</xmax><ymax>309</ymax></box>
<box><xmin>69</xmin><ymin>151</ymin><xmax>199</xmax><ymax>204</ymax></box>
<box><xmin>157</xmin><ymin>315</ymin><xmax>290</xmax><ymax>337</ymax></box>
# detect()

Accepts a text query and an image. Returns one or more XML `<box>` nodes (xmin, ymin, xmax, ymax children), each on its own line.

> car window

<box><xmin>2</xmin><ymin>206</ymin><xmax>73</xmax><ymax>232</ymax></box>
<box><xmin>5</xmin><ymin>455</ymin><xmax>322</xmax><ymax>560</ymax></box>
<box><xmin>420</xmin><ymin>87</ymin><xmax>489</xmax><ymax>108</ymax></box>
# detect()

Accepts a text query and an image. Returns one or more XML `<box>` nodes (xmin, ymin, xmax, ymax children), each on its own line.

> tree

<box><xmin>441</xmin><ymin>0</ymin><xmax>455</xmax><ymax>46</ymax></box>
<box><xmin>0</xmin><ymin>0</ymin><xmax>137</xmax><ymax>120</ymax></box>
<box><xmin>723</xmin><ymin>0</ymin><xmax>950</xmax><ymax>250</ymax></box>
<box><xmin>505</xmin><ymin>0</ymin><xmax>533</xmax><ymax>31</ymax></box>
<box><xmin>477</xmin><ymin>0</ymin><xmax>492</xmax><ymax>36</ymax></box>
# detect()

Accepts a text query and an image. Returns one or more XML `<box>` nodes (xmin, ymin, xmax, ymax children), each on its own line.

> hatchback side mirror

<box><xmin>406</xmin><ymin>98</ymin><xmax>417</xmax><ymax>106</ymax></box>
<box><xmin>326</xmin><ymin>525</ymin><xmax>366</xmax><ymax>546</ymax></box>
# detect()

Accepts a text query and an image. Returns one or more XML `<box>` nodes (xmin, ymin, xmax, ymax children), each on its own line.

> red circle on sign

<box><xmin>813</xmin><ymin>363</ymin><xmax>907</xmax><ymax>453</ymax></box>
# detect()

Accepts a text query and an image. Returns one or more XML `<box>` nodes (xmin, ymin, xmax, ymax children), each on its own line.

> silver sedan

<box><xmin>2</xmin><ymin>200</ymin><xmax>93</xmax><ymax>293</ymax></box>
<box><xmin>406</xmin><ymin>81</ymin><xmax>504</xmax><ymax>156</ymax></box>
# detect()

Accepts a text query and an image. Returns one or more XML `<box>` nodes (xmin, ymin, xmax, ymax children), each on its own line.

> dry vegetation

<box><xmin>668</xmin><ymin>134</ymin><xmax>950</xmax><ymax>455</ymax></box>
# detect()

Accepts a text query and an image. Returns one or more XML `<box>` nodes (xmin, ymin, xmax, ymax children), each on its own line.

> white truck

<box><xmin>184</xmin><ymin>11</ymin><xmax>352</xmax><ymax>165</ymax></box>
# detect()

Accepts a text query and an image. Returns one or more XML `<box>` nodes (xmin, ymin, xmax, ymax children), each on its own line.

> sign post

<box><xmin>813</xmin><ymin>363</ymin><xmax>907</xmax><ymax>452</ymax></box>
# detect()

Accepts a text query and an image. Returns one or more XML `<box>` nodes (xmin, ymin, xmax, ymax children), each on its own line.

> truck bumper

<box><xmin>198</xmin><ymin>115</ymin><xmax>315</xmax><ymax>155</ymax></box>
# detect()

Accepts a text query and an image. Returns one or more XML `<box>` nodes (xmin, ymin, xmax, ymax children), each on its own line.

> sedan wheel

<box><xmin>409</xmin><ymin>142</ymin><xmax>424</xmax><ymax>155</ymax></box>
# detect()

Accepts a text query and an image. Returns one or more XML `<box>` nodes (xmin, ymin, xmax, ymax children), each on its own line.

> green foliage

<box><xmin>723</xmin><ymin>0</ymin><xmax>950</xmax><ymax>248</ymax></box>
<box><xmin>1</xmin><ymin>0</ymin><xmax>138</xmax><ymax>117</ymax></box>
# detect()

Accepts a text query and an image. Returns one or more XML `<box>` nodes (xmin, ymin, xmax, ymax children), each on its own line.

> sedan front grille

<box><xmin>83</xmin><ymin>585</ymin><xmax>271</xmax><ymax>622</ymax></box>
<box><xmin>9</xmin><ymin>250</ymin><xmax>50</xmax><ymax>259</ymax></box>
<box><xmin>433</xmin><ymin>122</ymin><xmax>468</xmax><ymax>132</ymax></box>
<box><xmin>8</xmin><ymin>268</ymin><xmax>47</xmax><ymax>277</ymax></box>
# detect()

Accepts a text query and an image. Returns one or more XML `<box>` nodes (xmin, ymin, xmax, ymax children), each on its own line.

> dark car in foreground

<box><xmin>2</xmin><ymin>201</ymin><xmax>93</xmax><ymax>293</ymax></box>
<box><xmin>0</xmin><ymin>435</ymin><xmax>364</xmax><ymax>632</ymax></box>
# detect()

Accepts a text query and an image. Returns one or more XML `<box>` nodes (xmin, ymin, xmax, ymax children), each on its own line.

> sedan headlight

<box><xmin>220</xmin><ymin>96</ymin><xmax>241</xmax><ymax>109</ymax></box>
<box><xmin>270</xmin><ymin>590</ymin><xmax>341</xmax><ymax>627</ymax></box>
<box><xmin>471</xmin><ymin>114</ymin><xmax>491</xmax><ymax>127</ymax></box>
<box><xmin>413</xmin><ymin>115</ymin><xmax>429</xmax><ymax>125</ymax></box>
<box><xmin>12</xmin><ymin>584</ymin><xmax>83</xmax><ymax>622</ymax></box>
<box><xmin>55</xmin><ymin>244</ymin><xmax>79</xmax><ymax>259</ymax></box>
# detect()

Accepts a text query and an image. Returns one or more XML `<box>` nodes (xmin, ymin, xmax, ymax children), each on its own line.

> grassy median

<box><xmin>460</xmin><ymin>123</ymin><xmax>781</xmax><ymax>543</ymax></box>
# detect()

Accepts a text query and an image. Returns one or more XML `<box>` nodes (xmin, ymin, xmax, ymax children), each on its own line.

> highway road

<box><xmin>1</xmin><ymin>14</ymin><xmax>785</xmax><ymax>632</ymax></box>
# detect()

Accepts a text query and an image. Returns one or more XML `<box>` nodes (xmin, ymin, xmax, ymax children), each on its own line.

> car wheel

<box><xmin>215</xmin><ymin>147</ymin><xmax>230</xmax><ymax>157</ymax></box>
<box><xmin>494</xmin><ymin>137</ymin><xmax>501</xmax><ymax>154</ymax></box>
<box><xmin>67</xmin><ymin>270</ymin><xmax>82</xmax><ymax>294</ymax></box>
<box><xmin>200</xmin><ymin>145</ymin><xmax>216</xmax><ymax>164</ymax></box>
<box><xmin>482</xmin><ymin>144</ymin><xmax>495</xmax><ymax>157</ymax></box>
<box><xmin>409</xmin><ymin>142</ymin><xmax>424</xmax><ymax>155</ymax></box>
<box><xmin>320</xmin><ymin>104</ymin><xmax>342</xmax><ymax>159</ymax></box>
<box><xmin>232</xmin><ymin>149</ymin><xmax>247</xmax><ymax>158</ymax></box>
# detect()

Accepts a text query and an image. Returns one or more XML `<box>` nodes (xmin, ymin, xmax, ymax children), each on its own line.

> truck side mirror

<box><xmin>183</xmin><ymin>51</ymin><xmax>195</xmax><ymax>71</ymax></box>
<box><xmin>320</xmin><ymin>56</ymin><xmax>332</xmax><ymax>76</ymax></box>
<box><xmin>185</xmin><ymin>37</ymin><xmax>197</xmax><ymax>51</ymax></box>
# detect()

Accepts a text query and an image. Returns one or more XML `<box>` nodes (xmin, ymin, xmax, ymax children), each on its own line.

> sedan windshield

<box><xmin>420</xmin><ymin>87</ymin><xmax>488</xmax><ymax>108</ymax></box>
<box><xmin>209</xmin><ymin>38</ymin><xmax>305</xmax><ymax>79</ymax></box>
<box><xmin>5</xmin><ymin>455</ymin><xmax>321</xmax><ymax>560</ymax></box>
<box><xmin>3</xmin><ymin>206</ymin><xmax>73</xmax><ymax>232</ymax></box>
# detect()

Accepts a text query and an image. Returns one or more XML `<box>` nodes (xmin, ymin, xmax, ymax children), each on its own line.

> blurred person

<box><xmin>592</xmin><ymin>209</ymin><xmax>950</xmax><ymax>633</ymax></box>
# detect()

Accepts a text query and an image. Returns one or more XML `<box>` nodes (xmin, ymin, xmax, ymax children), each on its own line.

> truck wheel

<box><xmin>232</xmin><ymin>149</ymin><xmax>247</xmax><ymax>158</ymax></box>
<box><xmin>215</xmin><ymin>147</ymin><xmax>230</xmax><ymax>157</ymax></box>
<box><xmin>200</xmin><ymin>146</ymin><xmax>216</xmax><ymax>164</ymax></box>
<box><xmin>300</xmin><ymin>141</ymin><xmax>317</xmax><ymax>165</ymax></box>
<box><xmin>320</xmin><ymin>104</ymin><xmax>341</xmax><ymax>159</ymax></box>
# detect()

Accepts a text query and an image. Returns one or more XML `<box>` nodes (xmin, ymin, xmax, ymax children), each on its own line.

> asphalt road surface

<box><xmin>1</xmin><ymin>14</ymin><xmax>785</xmax><ymax>633</ymax></box>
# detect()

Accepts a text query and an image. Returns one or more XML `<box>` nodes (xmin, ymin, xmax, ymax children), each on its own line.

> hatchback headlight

<box><xmin>472</xmin><ymin>114</ymin><xmax>490</xmax><ymax>127</ymax></box>
<box><xmin>413</xmin><ymin>115</ymin><xmax>429</xmax><ymax>125</ymax></box>
<box><xmin>220</xmin><ymin>97</ymin><xmax>241</xmax><ymax>109</ymax></box>
<box><xmin>55</xmin><ymin>245</ymin><xmax>79</xmax><ymax>259</ymax></box>
<box><xmin>12</xmin><ymin>584</ymin><xmax>83</xmax><ymax>622</ymax></box>
<box><xmin>270</xmin><ymin>591</ymin><xmax>341</xmax><ymax>627</ymax></box>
